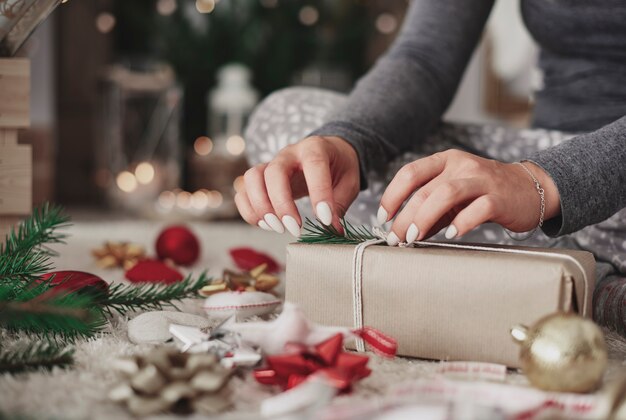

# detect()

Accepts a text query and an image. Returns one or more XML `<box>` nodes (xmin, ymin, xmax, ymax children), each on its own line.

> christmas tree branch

<box><xmin>0</xmin><ymin>282</ymin><xmax>106</xmax><ymax>342</ymax></box>
<box><xmin>0</xmin><ymin>203</ymin><xmax>69</xmax><ymax>256</ymax></box>
<box><xmin>96</xmin><ymin>272</ymin><xmax>210</xmax><ymax>316</ymax></box>
<box><xmin>299</xmin><ymin>218</ymin><xmax>377</xmax><ymax>244</ymax></box>
<box><xmin>0</xmin><ymin>341</ymin><xmax>74</xmax><ymax>374</ymax></box>
<box><xmin>0</xmin><ymin>203</ymin><xmax>70</xmax><ymax>284</ymax></box>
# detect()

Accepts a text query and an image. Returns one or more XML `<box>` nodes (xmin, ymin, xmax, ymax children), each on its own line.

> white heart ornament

<box><xmin>203</xmin><ymin>291</ymin><xmax>281</xmax><ymax>320</ymax></box>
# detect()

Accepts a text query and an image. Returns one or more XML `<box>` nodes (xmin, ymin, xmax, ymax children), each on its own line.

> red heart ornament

<box><xmin>229</xmin><ymin>247</ymin><xmax>280</xmax><ymax>273</ymax></box>
<box><xmin>125</xmin><ymin>259</ymin><xmax>184</xmax><ymax>284</ymax></box>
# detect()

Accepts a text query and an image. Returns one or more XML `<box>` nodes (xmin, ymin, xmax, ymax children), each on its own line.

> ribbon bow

<box><xmin>253</xmin><ymin>333</ymin><xmax>371</xmax><ymax>393</ymax></box>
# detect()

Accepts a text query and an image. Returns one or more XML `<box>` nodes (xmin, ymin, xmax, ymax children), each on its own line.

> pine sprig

<box><xmin>96</xmin><ymin>272</ymin><xmax>210</xmax><ymax>316</ymax></box>
<box><xmin>0</xmin><ymin>203</ymin><xmax>69</xmax><ymax>257</ymax></box>
<box><xmin>299</xmin><ymin>218</ymin><xmax>377</xmax><ymax>244</ymax></box>
<box><xmin>0</xmin><ymin>203</ymin><xmax>69</xmax><ymax>284</ymax></box>
<box><xmin>0</xmin><ymin>283</ymin><xmax>107</xmax><ymax>342</ymax></box>
<box><xmin>0</xmin><ymin>341</ymin><xmax>74</xmax><ymax>374</ymax></box>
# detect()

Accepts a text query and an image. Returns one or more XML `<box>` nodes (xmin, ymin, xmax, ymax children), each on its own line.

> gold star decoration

<box><xmin>92</xmin><ymin>242</ymin><xmax>146</xmax><ymax>270</ymax></box>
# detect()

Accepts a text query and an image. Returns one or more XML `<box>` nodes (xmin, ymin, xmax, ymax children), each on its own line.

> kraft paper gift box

<box><xmin>285</xmin><ymin>242</ymin><xmax>596</xmax><ymax>368</ymax></box>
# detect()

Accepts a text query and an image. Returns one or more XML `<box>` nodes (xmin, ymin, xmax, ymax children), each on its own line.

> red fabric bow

<box><xmin>253</xmin><ymin>333</ymin><xmax>371</xmax><ymax>393</ymax></box>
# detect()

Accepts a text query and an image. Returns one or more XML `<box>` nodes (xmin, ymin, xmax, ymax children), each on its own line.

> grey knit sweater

<box><xmin>311</xmin><ymin>0</ymin><xmax>626</xmax><ymax>237</ymax></box>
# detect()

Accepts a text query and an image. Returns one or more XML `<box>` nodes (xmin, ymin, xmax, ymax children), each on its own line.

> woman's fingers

<box><xmin>243</xmin><ymin>163</ymin><xmax>285</xmax><ymax>233</ymax></box>
<box><xmin>234</xmin><ymin>190</ymin><xmax>272</xmax><ymax>231</ymax></box>
<box><xmin>264</xmin><ymin>156</ymin><xmax>303</xmax><ymax>238</ymax></box>
<box><xmin>389</xmin><ymin>178</ymin><xmax>485</xmax><ymax>244</ymax></box>
<box><xmin>300</xmin><ymin>139</ymin><xmax>336</xmax><ymax>227</ymax></box>
<box><xmin>447</xmin><ymin>195</ymin><xmax>502</xmax><ymax>238</ymax></box>
<box><xmin>378</xmin><ymin>153</ymin><xmax>446</xmax><ymax>224</ymax></box>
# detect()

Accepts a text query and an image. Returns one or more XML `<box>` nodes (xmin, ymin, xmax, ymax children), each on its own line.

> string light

<box><xmin>156</xmin><ymin>0</ymin><xmax>177</xmax><ymax>16</ymax></box>
<box><xmin>134</xmin><ymin>162</ymin><xmax>155</xmax><ymax>184</ymax></box>
<box><xmin>225</xmin><ymin>135</ymin><xmax>246</xmax><ymax>156</ymax></box>
<box><xmin>176</xmin><ymin>191</ymin><xmax>192</xmax><ymax>209</ymax></box>
<box><xmin>158</xmin><ymin>191</ymin><xmax>176</xmax><ymax>209</ymax></box>
<box><xmin>95</xmin><ymin>12</ymin><xmax>116</xmax><ymax>34</ymax></box>
<box><xmin>196</xmin><ymin>0</ymin><xmax>215</xmax><ymax>13</ymax></box>
<box><xmin>375</xmin><ymin>13</ymin><xmax>398</xmax><ymax>34</ymax></box>
<box><xmin>206</xmin><ymin>190</ymin><xmax>223</xmax><ymax>208</ymax></box>
<box><xmin>116</xmin><ymin>171</ymin><xmax>137</xmax><ymax>193</ymax></box>
<box><xmin>299</xmin><ymin>6</ymin><xmax>319</xmax><ymax>26</ymax></box>
<box><xmin>194</xmin><ymin>136</ymin><xmax>213</xmax><ymax>156</ymax></box>
<box><xmin>191</xmin><ymin>190</ymin><xmax>209</xmax><ymax>209</ymax></box>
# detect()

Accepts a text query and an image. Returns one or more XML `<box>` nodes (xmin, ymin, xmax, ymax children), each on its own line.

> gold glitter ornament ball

<box><xmin>511</xmin><ymin>312</ymin><xmax>608</xmax><ymax>393</ymax></box>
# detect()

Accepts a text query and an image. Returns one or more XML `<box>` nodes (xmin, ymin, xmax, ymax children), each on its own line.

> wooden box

<box><xmin>0</xmin><ymin>58</ymin><xmax>31</xmax><ymax>241</ymax></box>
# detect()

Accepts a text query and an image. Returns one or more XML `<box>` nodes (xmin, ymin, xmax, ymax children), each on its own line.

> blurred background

<box><xmin>18</xmin><ymin>0</ymin><xmax>538</xmax><ymax>220</ymax></box>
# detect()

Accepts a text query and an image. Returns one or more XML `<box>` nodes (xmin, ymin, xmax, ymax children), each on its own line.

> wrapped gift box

<box><xmin>285</xmin><ymin>242</ymin><xmax>595</xmax><ymax>368</ymax></box>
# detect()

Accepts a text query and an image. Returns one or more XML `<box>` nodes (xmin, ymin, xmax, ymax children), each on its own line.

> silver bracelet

<box><xmin>505</xmin><ymin>161</ymin><xmax>545</xmax><ymax>241</ymax></box>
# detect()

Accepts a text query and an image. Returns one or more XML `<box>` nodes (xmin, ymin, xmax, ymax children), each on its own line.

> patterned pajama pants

<box><xmin>244</xmin><ymin>87</ymin><xmax>626</xmax><ymax>335</ymax></box>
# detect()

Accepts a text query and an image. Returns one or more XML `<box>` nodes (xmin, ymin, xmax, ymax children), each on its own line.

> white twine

<box><xmin>350</xmin><ymin>233</ymin><xmax>590</xmax><ymax>353</ymax></box>
<box><xmin>351</xmin><ymin>238</ymin><xmax>385</xmax><ymax>352</ymax></box>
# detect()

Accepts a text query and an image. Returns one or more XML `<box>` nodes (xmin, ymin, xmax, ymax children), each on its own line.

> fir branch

<box><xmin>96</xmin><ymin>272</ymin><xmax>210</xmax><ymax>316</ymax></box>
<box><xmin>0</xmin><ymin>203</ymin><xmax>69</xmax><ymax>257</ymax></box>
<box><xmin>0</xmin><ymin>283</ymin><xmax>106</xmax><ymax>342</ymax></box>
<box><xmin>299</xmin><ymin>218</ymin><xmax>377</xmax><ymax>244</ymax></box>
<box><xmin>0</xmin><ymin>341</ymin><xmax>74</xmax><ymax>374</ymax></box>
<box><xmin>0</xmin><ymin>203</ymin><xmax>70</xmax><ymax>284</ymax></box>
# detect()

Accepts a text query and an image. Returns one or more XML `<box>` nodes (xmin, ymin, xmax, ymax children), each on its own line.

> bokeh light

<box><xmin>206</xmin><ymin>190</ymin><xmax>223</xmax><ymax>208</ymax></box>
<box><xmin>134</xmin><ymin>162</ymin><xmax>155</xmax><ymax>184</ymax></box>
<box><xmin>191</xmin><ymin>190</ymin><xmax>210</xmax><ymax>209</ymax></box>
<box><xmin>225</xmin><ymin>135</ymin><xmax>246</xmax><ymax>156</ymax></box>
<box><xmin>176</xmin><ymin>191</ymin><xmax>192</xmax><ymax>209</ymax></box>
<box><xmin>116</xmin><ymin>171</ymin><xmax>137</xmax><ymax>193</ymax></box>
<box><xmin>194</xmin><ymin>136</ymin><xmax>213</xmax><ymax>156</ymax></box>
<box><xmin>158</xmin><ymin>191</ymin><xmax>176</xmax><ymax>209</ymax></box>
<box><xmin>95</xmin><ymin>12</ymin><xmax>116</xmax><ymax>34</ymax></box>
<box><xmin>376</xmin><ymin>13</ymin><xmax>398</xmax><ymax>34</ymax></box>
<box><xmin>196</xmin><ymin>0</ymin><xmax>215</xmax><ymax>13</ymax></box>
<box><xmin>156</xmin><ymin>0</ymin><xmax>177</xmax><ymax>16</ymax></box>
<box><xmin>299</xmin><ymin>6</ymin><xmax>319</xmax><ymax>26</ymax></box>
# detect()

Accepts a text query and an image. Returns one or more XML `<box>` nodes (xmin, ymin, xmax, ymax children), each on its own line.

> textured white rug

<box><xmin>1</xmin><ymin>219</ymin><xmax>625</xmax><ymax>419</ymax></box>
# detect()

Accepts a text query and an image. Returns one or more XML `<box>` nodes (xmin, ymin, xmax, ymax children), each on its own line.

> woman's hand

<box><xmin>378</xmin><ymin>149</ymin><xmax>561</xmax><ymax>245</ymax></box>
<box><xmin>235</xmin><ymin>136</ymin><xmax>360</xmax><ymax>237</ymax></box>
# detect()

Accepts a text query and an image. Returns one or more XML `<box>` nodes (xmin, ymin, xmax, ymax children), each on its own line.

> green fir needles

<box><xmin>97</xmin><ymin>273</ymin><xmax>209</xmax><ymax>316</ymax></box>
<box><xmin>0</xmin><ymin>203</ymin><xmax>69</xmax><ymax>285</ymax></box>
<box><xmin>298</xmin><ymin>218</ymin><xmax>377</xmax><ymax>244</ymax></box>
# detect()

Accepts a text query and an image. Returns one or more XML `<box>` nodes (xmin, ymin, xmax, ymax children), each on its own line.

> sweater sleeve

<box><xmin>527</xmin><ymin>115</ymin><xmax>626</xmax><ymax>236</ymax></box>
<box><xmin>310</xmin><ymin>0</ymin><xmax>495</xmax><ymax>188</ymax></box>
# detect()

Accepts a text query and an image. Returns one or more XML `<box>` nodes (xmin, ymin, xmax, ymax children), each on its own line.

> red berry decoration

<box><xmin>125</xmin><ymin>259</ymin><xmax>184</xmax><ymax>284</ymax></box>
<box><xmin>155</xmin><ymin>225</ymin><xmax>200</xmax><ymax>266</ymax></box>
<box><xmin>40</xmin><ymin>271</ymin><xmax>109</xmax><ymax>294</ymax></box>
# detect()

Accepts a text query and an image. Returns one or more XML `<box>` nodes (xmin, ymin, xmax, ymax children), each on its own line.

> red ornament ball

<box><xmin>155</xmin><ymin>225</ymin><xmax>200</xmax><ymax>266</ymax></box>
<box><xmin>125</xmin><ymin>259</ymin><xmax>184</xmax><ymax>284</ymax></box>
<box><xmin>40</xmin><ymin>271</ymin><xmax>109</xmax><ymax>294</ymax></box>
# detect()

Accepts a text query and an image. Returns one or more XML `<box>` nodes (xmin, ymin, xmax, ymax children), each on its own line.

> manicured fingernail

<box><xmin>406</xmin><ymin>223</ymin><xmax>419</xmax><ymax>243</ymax></box>
<box><xmin>264</xmin><ymin>213</ymin><xmax>285</xmax><ymax>233</ymax></box>
<box><xmin>282</xmin><ymin>215</ymin><xmax>301</xmax><ymax>238</ymax></box>
<box><xmin>445</xmin><ymin>225</ymin><xmax>458</xmax><ymax>239</ymax></box>
<box><xmin>315</xmin><ymin>202</ymin><xmax>333</xmax><ymax>226</ymax></box>
<box><xmin>377</xmin><ymin>206</ymin><xmax>388</xmax><ymax>225</ymax></box>
<box><xmin>258</xmin><ymin>220</ymin><xmax>272</xmax><ymax>231</ymax></box>
<box><xmin>387</xmin><ymin>231</ymin><xmax>400</xmax><ymax>246</ymax></box>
